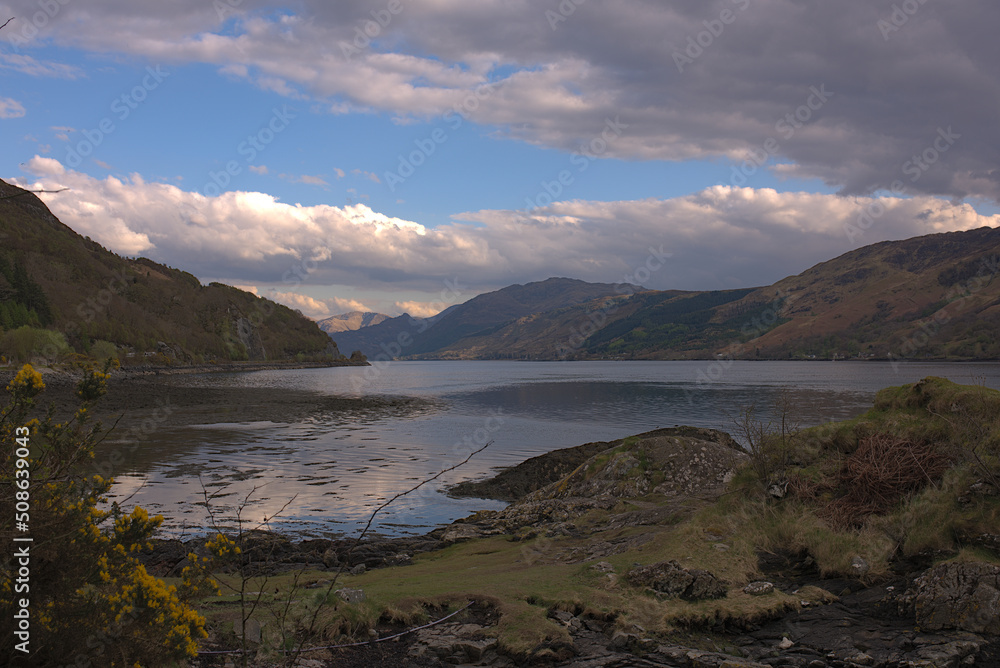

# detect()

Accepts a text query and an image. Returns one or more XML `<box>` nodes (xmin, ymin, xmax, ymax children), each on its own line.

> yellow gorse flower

<box><xmin>7</xmin><ymin>363</ymin><xmax>45</xmax><ymax>398</ymax></box>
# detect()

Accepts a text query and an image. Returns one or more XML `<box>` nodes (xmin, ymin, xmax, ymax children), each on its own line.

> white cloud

<box><xmin>279</xmin><ymin>173</ymin><xmax>329</xmax><ymax>187</ymax></box>
<box><xmin>248</xmin><ymin>165</ymin><xmax>268</xmax><ymax>175</ymax></box>
<box><xmin>263</xmin><ymin>290</ymin><xmax>369</xmax><ymax>319</ymax></box>
<box><xmin>15</xmin><ymin>157</ymin><xmax>1000</xmax><ymax>297</ymax></box>
<box><xmin>21</xmin><ymin>0</ymin><xmax>1000</xmax><ymax>201</ymax></box>
<box><xmin>352</xmin><ymin>169</ymin><xmax>381</xmax><ymax>184</ymax></box>
<box><xmin>0</xmin><ymin>97</ymin><xmax>26</xmax><ymax>119</ymax></box>
<box><xmin>0</xmin><ymin>53</ymin><xmax>82</xmax><ymax>78</ymax></box>
<box><xmin>393</xmin><ymin>300</ymin><xmax>443</xmax><ymax>318</ymax></box>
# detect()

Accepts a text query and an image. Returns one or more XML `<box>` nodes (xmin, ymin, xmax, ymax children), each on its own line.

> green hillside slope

<box><xmin>0</xmin><ymin>179</ymin><xmax>342</xmax><ymax>364</ymax></box>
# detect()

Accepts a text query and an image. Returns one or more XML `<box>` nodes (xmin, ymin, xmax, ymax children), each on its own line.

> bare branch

<box><xmin>0</xmin><ymin>187</ymin><xmax>70</xmax><ymax>200</ymax></box>
<box><xmin>0</xmin><ymin>17</ymin><xmax>14</xmax><ymax>31</ymax></box>
<box><xmin>286</xmin><ymin>441</ymin><xmax>492</xmax><ymax>666</ymax></box>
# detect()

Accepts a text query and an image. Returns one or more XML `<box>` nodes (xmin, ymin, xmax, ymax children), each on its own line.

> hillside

<box><xmin>316</xmin><ymin>311</ymin><xmax>389</xmax><ymax>334</ymax></box>
<box><xmin>0</xmin><ymin>179</ymin><xmax>344</xmax><ymax>364</ymax></box>
<box><xmin>333</xmin><ymin>277</ymin><xmax>642</xmax><ymax>358</ymax></box>
<box><xmin>743</xmin><ymin>226</ymin><xmax>1000</xmax><ymax>359</ymax></box>
<box><xmin>351</xmin><ymin>227</ymin><xmax>1000</xmax><ymax>361</ymax></box>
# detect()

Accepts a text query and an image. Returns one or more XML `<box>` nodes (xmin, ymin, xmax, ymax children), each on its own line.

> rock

<box><xmin>777</xmin><ymin>637</ymin><xmax>794</xmax><ymax>650</ymax></box>
<box><xmin>350</xmin><ymin>563</ymin><xmax>366</xmax><ymax>576</ymax></box>
<box><xmin>900</xmin><ymin>562</ymin><xmax>1000</xmax><ymax>634</ymax></box>
<box><xmin>526</xmin><ymin>430</ymin><xmax>747</xmax><ymax>503</ymax></box>
<box><xmin>609</xmin><ymin>631</ymin><xmax>641</xmax><ymax>651</ymax></box>
<box><xmin>626</xmin><ymin>560</ymin><xmax>726</xmax><ymax>600</ymax></box>
<box><xmin>304</xmin><ymin>578</ymin><xmax>331</xmax><ymax>589</ymax></box>
<box><xmin>550</xmin><ymin>610</ymin><xmax>575</xmax><ymax>624</ymax></box>
<box><xmin>744</xmin><ymin>581</ymin><xmax>775</xmax><ymax>596</ymax></box>
<box><xmin>847</xmin><ymin>651</ymin><xmax>874</xmax><ymax>665</ymax></box>
<box><xmin>335</xmin><ymin>587</ymin><xmax>365</xmax><ymax>604</ymax></box>
<box><xmin>321</xmin><ymin>547</ymin><xmax>339</xmax><ymax>568</ymax></box>
<box><xmin>851</xmin><ymin>556</ymin><xmax>869</xmax><ymax>577</ymax></box>
<box><xmin>409</xmin><ymin>622</ymin><xmax>497</xmax><ymax>663</ymax></box>
<box><xmin>969</xmin><ymin>481</ymin><xmax>997</xmax><ymax>496</ymax></box>
<box><xmin>714</xmin><ymin>543</ymin><xmax>731</xmax><ymax>552</ymax></box>
<box><xmin>767</xmin><ymin>482</ymin><xmax>787</xmax><ymax>499</ymax></box>
<box><xmin>591</xmin><ymin>561</ymin><xmax>615</xmax><ymax>573</ymax></box>
<box><xmin>440</xmin><ymin>523</ymin><xmax>484</xmax><ymax>545</ymax></box>
<box><xmin>385</xmin><ymin>552</ymin><xmax>412</xmax><ymax>566</ymax></box>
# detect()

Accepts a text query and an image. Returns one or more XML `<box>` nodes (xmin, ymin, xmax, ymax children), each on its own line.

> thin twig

<box><xmin>286</xmin><ymin>441</ymin><xmax>491</xmax><ymax>666</ymax></box>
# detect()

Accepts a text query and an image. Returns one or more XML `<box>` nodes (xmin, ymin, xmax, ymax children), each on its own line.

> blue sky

<box><xmin>3</xmin><ymin>1</ymin><xmax>998</xmax><ymax>318</ymax></box>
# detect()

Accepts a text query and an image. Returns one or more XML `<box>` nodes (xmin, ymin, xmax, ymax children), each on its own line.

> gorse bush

<box><xmin>0</xmin><ymin>363</ymin><xmax>224</xmax><ymax>666</ymax></box>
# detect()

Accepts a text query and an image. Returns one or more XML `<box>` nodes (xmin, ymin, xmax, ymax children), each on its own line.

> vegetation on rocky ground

<box><xmin>3</xmin><ymin>369</ymin><xmax>998</xmax><ymax>664</ymax></box>
<box><xmin>167</xmin><ymin>377</ymin><xmax>1000</xmax><ymax>663</ymax></box>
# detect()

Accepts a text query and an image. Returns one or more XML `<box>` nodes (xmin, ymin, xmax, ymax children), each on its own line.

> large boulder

<box><xmin>899</xmin><ymin>562</ymin><xmax>1000</xmax><ymax>634</ymax></box>
<box><xmin>528</xmin><ymin>430</ymin><xmax>747</xmax><ymax>502</ymax></box>
<box><xmin>626</xmin><ymin>560</ymin><xmax>727</xmax><ymax>601</ymax></box>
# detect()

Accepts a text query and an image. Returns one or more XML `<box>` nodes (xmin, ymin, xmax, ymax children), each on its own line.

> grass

<box><xmin>182</xmin><ymin>376</ymin><xmax>1000</xmax><ymax>660</ymax></box>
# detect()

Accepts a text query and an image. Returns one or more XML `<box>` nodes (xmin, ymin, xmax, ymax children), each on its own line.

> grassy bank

<box><xmin>174</xmin><ymin>376</ymin><xmax>999</xmax><ymax>663</ymax></box>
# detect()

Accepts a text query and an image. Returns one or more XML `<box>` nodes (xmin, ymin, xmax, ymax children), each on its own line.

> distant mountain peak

<box><xmin>316</xmin><ymin>311</ymin><xmax>390</xmax><ymax>334</ymax></box>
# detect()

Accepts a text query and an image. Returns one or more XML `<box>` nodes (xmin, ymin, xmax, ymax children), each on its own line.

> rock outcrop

<box><xmin>626</xmin><ymin>560</ymin><xmax>727</xmax><ymax>601</ymax></box>
<box><xmin>898</xmin><ymin>561</ymin><xmax>1000</xmax><ymax>635</ymax></box>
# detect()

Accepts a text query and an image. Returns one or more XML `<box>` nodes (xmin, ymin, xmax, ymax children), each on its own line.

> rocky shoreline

<box><xmin>147</xmin><ymin>424</ymin><xmax>1000</xmax><ymax>667</ymax></box>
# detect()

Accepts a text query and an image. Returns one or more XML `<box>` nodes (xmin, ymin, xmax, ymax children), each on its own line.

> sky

<box><xmin>2</xmin><ymin>0</ymin><xmax>999</xmax><ymax>319</ymax></box>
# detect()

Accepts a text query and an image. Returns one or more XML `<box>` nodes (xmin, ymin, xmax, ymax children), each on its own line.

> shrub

<box><xmin>0</xmin><ymin>326</ymin><xmax>71</xmax><ymax>363</ymax></box>
<box><xmin>0</xmin><ymin>363</ymin><xmax>221</xmax><ymax>665</ymax></box>
<box><xmin>89</xmin><ymin>339</ymin><xmax>119</xmax><ymax>363</ymax></box>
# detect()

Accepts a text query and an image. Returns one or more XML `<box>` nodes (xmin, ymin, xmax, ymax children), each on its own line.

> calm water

<box><xmin>106</xmin><ymin>360</ymin><xmax>1000</xmax><ymax>538</ymax></box>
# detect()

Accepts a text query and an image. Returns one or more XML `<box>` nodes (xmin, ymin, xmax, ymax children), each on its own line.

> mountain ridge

<box><xmin>327</xmin><ymin>227</ymin><xmax>1000</xmax><ymax>361</ymax></box>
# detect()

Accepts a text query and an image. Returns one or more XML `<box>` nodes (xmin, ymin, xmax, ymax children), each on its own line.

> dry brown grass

<box><xmin>822</xmin><ymin>433</ymin><xmax>951</xmax><ymax>528</ymax></box>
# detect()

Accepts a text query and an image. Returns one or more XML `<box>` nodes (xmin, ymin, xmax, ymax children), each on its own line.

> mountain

<box><xmin>507</xmin><ymin>227</ymin><xmax>1000</xmax><ymax>360</ymax></box>
<box><xmin>316</xmin><ymin>311</ymin><xmax>390</xmax><ymax>334</ymax></box>
<box><xmin>0</xmin><ymin>179</ymin><xmax>343</xmax><ymax>364</ymax></box>
<box><xmin>331</xmin><ymin>277</ymin><xmax>642</xmax><ymax>359</ymax></box>
<box><xmin>338</xmin><ymin>227</ymin><xmax>1000</xmax><ymax>361</ymax></box>
<box><xmin>427</xmin><ymin>287</ymin><xmax>756</xmax><ymax>360</ymax></box>
<box><xmin>742</xmin><ymin>226</ymin><xmax>1000</xmax><ymax>359</ymax></box>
